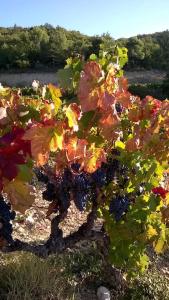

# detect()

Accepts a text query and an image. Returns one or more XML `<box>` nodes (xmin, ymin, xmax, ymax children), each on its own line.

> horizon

<box><xmin>1</xmin><ymin>0</ymin><xmax>169</xmax><ymax>39</ymax></box>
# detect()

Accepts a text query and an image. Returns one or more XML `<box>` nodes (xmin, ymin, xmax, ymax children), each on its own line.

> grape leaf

<box><xmin>50</xmin><ymin>125</ymin><xmax>64</xmax><ymax>152</ymax></box>
<box><xmin>23</xmin><ymin>126</ymin><xmax>53</xmax><ymax>166</ymax></box>
<box><xmin>4</xmin><ymin>179</ymin><xmax>35</xmax><ymax>213</ymax></box>
<box><xmin>57</xmin><ymin>68</ymin><xmax>74</xmax><ymax>90</ymax></box>
<box><xmin>66</xmin><ymin>103</ymin><xmax>81</xmax><ymax>128</ymax></box>
<box><xmin>84</xmin><ymin>144</ymin><xmax>106</xmax><ymax>173</ymax></box>
<box><xmin>48</xmin><ymin>84</ymin><xmax>62</xmax><ymax>114</ymax></box>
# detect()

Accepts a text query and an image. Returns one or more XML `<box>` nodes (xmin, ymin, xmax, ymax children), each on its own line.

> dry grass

<box><xmin>1</xmin><ymin>244</ymin><xmax>169</xmax><ymax>300</ymax></box>
<box><xmin>0</xmin><ymin>243</ymin><xmax>103</xmax><ymax>300</ymax></box>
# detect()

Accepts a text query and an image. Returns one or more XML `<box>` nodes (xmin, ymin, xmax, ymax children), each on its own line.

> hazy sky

<box><xmin>0</xmin><ymin>0</ymin><xmax>169</xmax><ymax>38</ymax></box>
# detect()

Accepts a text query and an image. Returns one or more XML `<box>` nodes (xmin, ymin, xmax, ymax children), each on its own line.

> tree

<box><xmin>126</xmin><ymin>37</ymin><xmax>145</xmax><ymax>68</ymax></box>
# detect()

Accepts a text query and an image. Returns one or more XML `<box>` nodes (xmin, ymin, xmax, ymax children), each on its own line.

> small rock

<box><xmin>97</xmin><ymin>286</ymin><xmax>111</xmax><ymax>300</ymax></box>
<box><xmin>25</xmin><ymin>215</ymin><xmax>35</xmax><ymax>224</ymax></box>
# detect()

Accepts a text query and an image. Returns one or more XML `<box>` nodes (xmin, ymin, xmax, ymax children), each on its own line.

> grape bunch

<box><xmin>109</xmin><ymin>195</ymin><xmax>129</xmax><ymax>221</ymax></box>
<box><xmin>43</xmin><ymin>182</ymin><xmax>56</xmax><ymax>201</ymax></box>
<box><xmin>73</xmin><ymin>173</ymin><xmax>91</xmax><ymax>211</ymax></box>
<box><xmin>34</xmin><ymin>167</ymin><xmax>49</xmax><ymax>184</ymax></box>
<box><xmin>37</xmin><ymin>157</ymin><xmax>128</xmax><ymax>213</ymax></box>
<box><xmin>42</xmin><ymin>168</ymin><xmax>72</xmax><ymax>212</ymax></box>
<box><xmin>106</xmin><ymin>159</ymin><xmax>119</xmax><ymax>184</ymax></box>
<box><xmin>91</xmin><ymin>167</ymin><xmax>107</xmax><ymax>187</ymax></box>
<box><xmin>0</xmin><ymin>195</ymin><xmax>15</xmax><ymax>245</ymax></box>
<box><xmin>58</xmin><ymin>168</ymin><xmax>72</xmax><ymax>210</ymax></box>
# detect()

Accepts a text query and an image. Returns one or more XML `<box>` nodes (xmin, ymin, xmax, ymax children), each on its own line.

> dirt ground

<box><xmin>0</xmin><ymin>70</ymin><xmax>166</xmax><ymax>87</ymax></box>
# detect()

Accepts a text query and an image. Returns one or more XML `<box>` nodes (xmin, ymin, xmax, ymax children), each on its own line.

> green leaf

<box><xmin>79</xmin><ymin>111</ymin><xmax>95</xmax><ymax>129</ymax></box>
<box><xmin>79</xmin><ymin>111</ymin><xmax>101</xmax><ymax>130</ymax></box>
<box><xmin>57</xmin><ymin>68</ymin><xmax>74</xmax><ymax>90</ymax></box>
<box><xmin>87</xmin><ymin>134</ymin><xmax>104</xmax><ymax>147</ymax></box>
<box><xmin>116</xmin><ymin>70</ymin><xmax>123</xmax><ymax>78</ymax></box>
<box><xmin>17</xmin><ymin>165</ymin><xmax>33</xmax><ymax>182</ymax></box>
<box><xmin>66</xmin><ymin>57</ymin><xmax>73</xmax><ymax>65</ymax></box>
<box><xmin>89</xmin><ymin>54</ymin><xmax>97</xmax><ymax>61</ymax></box>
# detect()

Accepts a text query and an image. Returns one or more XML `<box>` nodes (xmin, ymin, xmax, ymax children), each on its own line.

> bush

<box><xmin>128</xmin><ymin>83</ymin><xmax>167</xmax><ymax>100</ymax></box>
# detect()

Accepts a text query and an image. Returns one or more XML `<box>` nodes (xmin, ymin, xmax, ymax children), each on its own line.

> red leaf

<box><xmin>78</xmin><ymin>61</ymin><xmax>103</xmax><ymax>112</ymax></box>
<box><xmin>152</xmin><ymin>187</ymin><xmax>169</xmax><ymax>199</ymax></box>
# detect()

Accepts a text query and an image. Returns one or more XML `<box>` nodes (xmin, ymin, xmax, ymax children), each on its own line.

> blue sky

<box><xmin>0</xmin><ymin>0</ymin><xmax>169</xmax><ymax>38</ymax></box>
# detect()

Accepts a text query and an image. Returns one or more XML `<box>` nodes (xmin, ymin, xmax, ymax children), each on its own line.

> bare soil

<box><xmin>0</xmin><ymin>70</ymin><xmax>166</xmax><ymax>87</ymax></box>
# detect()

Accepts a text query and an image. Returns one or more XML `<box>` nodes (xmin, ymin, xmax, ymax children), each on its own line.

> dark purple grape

<box><xmin>34</xmin><ymin>168</ymin><xmax>49</xmax><ymax>183</ymax></box>
<box><xmin>72</xmin><ymin>173</ymin><xmax>91</xmax><ymax>211</ymax></box>
<box><xmin>61</xmin><ymin>168</ymin><xmax>73</xmax><ymax>188</ymax></box>
<box><xmin>115</xmin><ymin>103</ymin><xmax>123</xmax><ymax>113</ymax></box>
<box><xmin>91</xmin><ymin>167</ymin><xmax>107</xmax><ymax>187</ymax></box>
<box><xmin>109</xmin><ymin>196</ymin><xmax>129</xmax><ymax>221</ymax></box>
<box><xmin>73</xmin><ymin>173</ymin><xmax>91</xmax><ymax>191</ymax></box>
<box><xmin>74</xmin><ymin>191</ymin><xmax>89</xmax><ymax>211</ymax></box>
<box><xmin>43</xmin><ymin>182</ymin><xmax>56</xmax><ymax>201</ymax></box>
<box><xmin>71</xmin><ymin>163</ymin><xmax>81</xmax><ymax>172</ymax></box>
<box><xmin>106</xmin><ymin>159</ymin><xmax>119</xmax><ymax>184</ymax></box>
<box><xmin>0</xmin><ymin>195</ymin><xmax>15</xmax><ymax>244</ymax></box>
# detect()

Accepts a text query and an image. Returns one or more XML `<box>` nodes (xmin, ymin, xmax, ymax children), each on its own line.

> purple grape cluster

<box><xmin>34</xmin><ymin>168</ymin><xmax>49</xmax><ymax>184</ymax></box>
<box><xmin>38</xmin><ymin>158</ymin><xmax>128</xmax><ymax>213</ymax></box>
<box><xmin>43</xmin><ymin>182</ymin><xmax>56</xmax><ymax>201</ymax></box>
<box><xmin>109</xmin><ymin>196</ymin><xmax>129</xmax><ymax>221</ymax></box>
<box><xmin>73</xmin><ymin>173</ymin><xmax>91</xmax><ymax>211</ymax></box>
<box><xmin>0</xmin><ymin>195</ymin><xmax>15</xmax><ymax>244</ymax></box>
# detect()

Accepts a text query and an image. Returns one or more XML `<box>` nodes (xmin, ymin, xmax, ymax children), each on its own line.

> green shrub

<box><xmin>128</xmin><ymin>83</ymin><xmax>167</xmax><ymax>100</ymax></box>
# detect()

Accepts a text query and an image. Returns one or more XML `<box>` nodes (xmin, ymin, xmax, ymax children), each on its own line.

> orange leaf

<box><xmin>78</xmin><ymin>61</ymin><xmax>103</xmax><ymax>112</ymax></box>
<box><xmin>55</xmin><ymin>150</ymin><xmax>68</xmax><ymax>174</ymax></box>
<box><xmin>66</xmin><ymin>136</ymin><xmax>88</xmax><ymax>161</ymax></box>
<box><xmin>128</xmin><ymin>107</ymin><xmax>141</xmax><ymax>122</ymax></box>
<box><xmin>117</xmin><ymin>91</ymin><xmax>132</xmax><ymax>109</ymax></box>
<box><xmin>126</xmin><ymin>137</ymin><xmax>140</xmax><ymax>152</ymax></box>
<box><xmin>23</xmin><ymin>126</ymin><xmax>53</xmax><ymax>166</ymax></box>
<box><xmin>84</xmin><ymin>144</ymin><xmax>106</xmax><ymax>173</ymax></box>
<box><xmin>99</xmin><ymin>108</ymin><xmax>120</xmax><ymax>139</ymax></box>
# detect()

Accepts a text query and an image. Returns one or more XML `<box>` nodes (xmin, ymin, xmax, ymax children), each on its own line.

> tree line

<box><xmin>0</xmin><ymin>24</ymin><xmax>169</xmax><ymax>71</ymax></box>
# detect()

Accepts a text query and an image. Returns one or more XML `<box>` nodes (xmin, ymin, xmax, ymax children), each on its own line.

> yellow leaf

<box><xmin>53</xmin><ymin>98</ymin><xmax>62</xmax><ymax>115</ymax></box>
<box><xmin>0</xmin><ymin>87</ymin><xmax>10</xmax><ymax>97</ymax></box>
<box><xmin>65</xmin><ymin>103</ymin><xmax>81</xmax><ymax>128</ymax></box>
<box><xmin>154</xmin><ymin>227</ymin><xmax>166</xmax><ymax>254</ymax></box>
<box><xmin>48</xmin><ymin>83</ymin><xmax>62</xmax><ymax>98</ymax></box>
<box><xmin>49</xmin><ymin>122</ymin><xmax>64</xmax><ymax>152</ymax></box>
<box><xmin>146</xmin><ymin>225</ymin><xmax>158</xmax><ymax>239</ymax></box>
<box><xmin>154</xmin><ymin>238</ymin><xmax>165</xmax><ymax>254</ymax></box>
<box><xmin>4</xmin><ymin>179</ymin><xmax>35</xmax><ymax>213</ymax></box>
<box><xmin>84</xmin><ymin>144</ymin><xmax>106</xmax><ymax>173</ymax></box>
<box><xmin>50</xmin><ymin>129</ymin><xmax>63</xmax><ymax>151</ymax></box>
<box><xmin>115</xmin><ymin>140</ymin><xmax>125</xmax><ymax>149</ymax></box>
<box><xmin>48</xmin><ymin>84</ymin><xmax>62</xmax><ymax>114</ymax></box>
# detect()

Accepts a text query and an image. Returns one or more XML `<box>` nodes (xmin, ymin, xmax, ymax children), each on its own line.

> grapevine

<box><xmin>0</xmin><ymin>45</ymin><xmax>168</xmax><ymax>277</ymax></box>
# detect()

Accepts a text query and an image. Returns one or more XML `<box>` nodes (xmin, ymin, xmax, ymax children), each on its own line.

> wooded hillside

<box><xmin>0</xmin><ymin>25</ymin><xmax>169</xmax><ymax>71</ymax></box>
